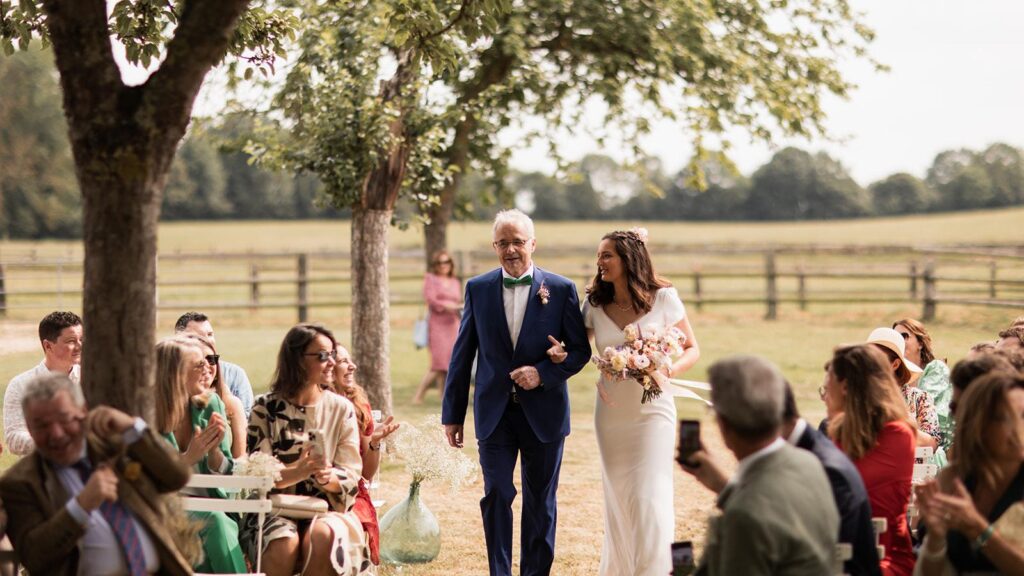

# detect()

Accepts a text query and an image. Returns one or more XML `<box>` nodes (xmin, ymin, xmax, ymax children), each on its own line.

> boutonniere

<box><xmin>538</xmin><ymin>281</ymin><xmax>550</xmax><ymax>305</ymax></box>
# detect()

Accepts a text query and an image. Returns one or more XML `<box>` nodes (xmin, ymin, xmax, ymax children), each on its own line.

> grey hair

<box><xmin>21</xmin><ymin>371</ymin><xmax>85</xmax><ymax>412</ymax></box>
<box><xmin>709</xmin><ymin>355</ymin><xmax>786</xmax><ymax>439</ymax></box>
<box><xmin>493</xmin><ymin>209</ymin><xmax>535</xmax><ymax>239</ymax></box>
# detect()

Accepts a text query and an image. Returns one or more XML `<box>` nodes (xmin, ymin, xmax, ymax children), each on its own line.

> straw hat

<box><xmin>866</xmin><ymin>327</ymin><xmax>923</xmax><ymax>374</ymax></box>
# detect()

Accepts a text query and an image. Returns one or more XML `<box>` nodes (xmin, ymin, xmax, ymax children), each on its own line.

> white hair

<box><xmin>492</xmin><ymin>209</ymin><xmax>535</xmax><ymax>239</ymax></box>
<box><xmin>22</xmin><ymin>371</ymin><xmax>85</xmax><ymax>411</ymax></box>
<box><xmin>709</xmin><ymin>355</ymin><xmax>786</xmax><ymax>439</ymax></box>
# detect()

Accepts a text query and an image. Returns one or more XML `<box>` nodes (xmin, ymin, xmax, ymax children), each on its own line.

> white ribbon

<box><xmin>666</xmin><ymin>378</ymin><xmax>712</xmax><ymax>405</ymax></box>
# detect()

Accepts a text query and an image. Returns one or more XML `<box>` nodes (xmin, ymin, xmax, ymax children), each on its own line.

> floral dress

<box><xmin>900</xmin><ymin>383</ymin><xmax>940</xmax><ymax>443</ymax></box>
<box><xmin>243</xmin><ymin>391</ymin><xmax>373</xmax><ymax>575</ymax></box>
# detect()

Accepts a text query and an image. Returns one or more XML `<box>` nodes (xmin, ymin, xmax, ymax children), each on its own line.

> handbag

<box><xmin>270</xmin><ymin>493</ymin><xmax>329</xmax><ymax>519</ymax></box>
<box><xmin>413</xmin><ymin>311</ymin><xmax>429</xmax><ymax>349</ymax></box>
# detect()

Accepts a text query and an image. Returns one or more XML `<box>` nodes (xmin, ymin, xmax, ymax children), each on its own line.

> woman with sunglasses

<box><xmin>893</xmin><ymin>319</ymin><xmax>952</xmax><ymax>460</ymax></box>
<box><xmin>915</xmin><ymin>370</ymin><xmax>1024</xmax><ymax>575</ymax></box>
<box><xmin>155</xmin><ymin>336</ymin><xmax>247</xmax><ymax>573</ymax></box>
<box><xmin>243</xmin><ymin>323</ymin><xmax>372</xmax><ymax>576</ymax></box>
<box><xmin>184</xmin><ymin>333</ymin><xmax>247</xmax><ymax>459</ymax></box>
<box><xmin>413</xmin><ymin>249</ymin><xmax>463</xmax><ymax>404</ymax></box>
<box><xmin>825</xmin><ymin>344</ymin><xmax>917</xmax><ymax>576</ymax></box>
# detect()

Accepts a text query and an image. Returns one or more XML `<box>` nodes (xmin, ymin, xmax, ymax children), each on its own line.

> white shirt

<box><xmin>58</xmin><ymin>417</ymin><xmax>160</xmax><ymax>576</ymax></box>
<box><xmin>4</xmin><ymin>360</ymin><xmax>81</xmax><ymax>455</ymax></box>
<box><xmin>786</xmin><ymin>418</ymin><xmax>809</xmax><ymax>446</ymax></box>
<box><xmin>502</xmin><ymin>265</ymin><xmax>534</xmax><ymax>350</ymax></box>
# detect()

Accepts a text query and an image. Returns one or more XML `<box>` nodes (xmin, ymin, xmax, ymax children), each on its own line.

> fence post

<box><xmin>909</xmin><ymin>261</ymin><xmax>919</xmax><ymax>300</ymax></box>
<box><xmin>0</xmin><ymin>263</ymin><xmax>6</xmax><ymax>317</ymax></box>
<box><xmin>797</xmin><ymin>266</ymin><xmax>807</xmax><ymax>311</ymax></box>
<box><xmin>990</xmin><ymin>260</ymin><xmax>998</xmax><ymax>298</ymax></box>
<box><xmin>693</xmin><ymin>270</ymin><xmax>703</xmax><ymax>311</ymax></box>
<box><xmin>765</xmin><ymin>251</ymin><xmax>778</xmax><ymax>320</ymax></box>
<box><xmin>456</xmin><ymin>250</ymin><xmax>468</xmax><ymax>281</ymax></box>
<box><xmin>249</xmin><ymin>263</ymin><xmax>260</xmax><ymax>312</ymax></box>
<box><xmin>297</xmin><ymin>254</ymin><xmax>308</xmax><ymax>323</ymax></box>
<box><xmin>922</xmin><ymin>261</ymin><xmax>936</xmax><ymax>321</ymax></box>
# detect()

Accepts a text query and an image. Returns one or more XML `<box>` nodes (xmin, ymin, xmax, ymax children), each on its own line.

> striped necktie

<box><xmin>73</xmin><ymin>460</ymin><xmax>148</xmax><ymax>576</ymax></box>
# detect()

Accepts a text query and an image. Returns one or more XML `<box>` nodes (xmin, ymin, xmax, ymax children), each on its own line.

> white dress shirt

<box><xmin>502</xmin><ymin>265</ymin><xmax>534</xmax><ymax>350</ymax></box>
<box><xmin>57</xmin><ymin>417</ymin><xmax>161</xmax><ymax>576</ymax></box>
<box><xmin>4</xmin><ymin>360</ymin><xmax>81</xmax><ymax>455</ymax></box>
<box><xmin>786</xmin><ymin>418</ymin><xmax>809</xmax><ymax>446</ymax></box>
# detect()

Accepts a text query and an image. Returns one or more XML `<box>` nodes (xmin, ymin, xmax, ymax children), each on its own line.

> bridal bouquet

<box><xmin>592</xmin><ymin>323</ymin><xmax>687</xmax><ymax>404</ymax></box>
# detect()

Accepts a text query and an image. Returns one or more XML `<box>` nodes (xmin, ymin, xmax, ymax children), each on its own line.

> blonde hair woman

<box><xmin>155</xmin><ymin>336</ymin><xmax>246</xmax><ymax>572</ymax></box>
<box><xmin>825</xmin><ymin>344</ymin><xmax>917</xmax><ymax>576</ymax></box>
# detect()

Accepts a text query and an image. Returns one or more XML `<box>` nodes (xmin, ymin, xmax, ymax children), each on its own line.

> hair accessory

<box><xmin>627</xmin><ymin>227</ymin><xmax>649</xmax><ymax>244</ymax></box>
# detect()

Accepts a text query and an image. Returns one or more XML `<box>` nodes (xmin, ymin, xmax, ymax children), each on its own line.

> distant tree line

<box><xmin>4</xmin><ymin>48</ymin><xmax>1024</xmax><ymax>239</ymax></box>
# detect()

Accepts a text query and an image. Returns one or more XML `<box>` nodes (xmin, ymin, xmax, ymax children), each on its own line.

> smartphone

<box><xmin>671</xmin><ymin>541</ymin><xmax>695</xmax><ymax>576</ymax></box>
<box><xmin>677</xmin><ymin>420</ymin><xmax>701</xmax><ymax>467</ymax></box>
<box><xmin>307</xmin><ymin>429</ymin><xmax>326</xmax><ymax>460</ymax></box>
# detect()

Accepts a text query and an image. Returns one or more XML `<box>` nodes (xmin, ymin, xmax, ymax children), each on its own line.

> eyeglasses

<box><xmin>305</xmin><ymin>349</ymin><xmax>338</xmax><ymax>362</ymax></box>
<box><xmin>818</xmin><ymin>385</ymin><xmax>827</xmax><ymax>400</ymax></box>
<box><xmin>435</xmin><ymin>259</ymin><xmax>453</xmax><ymax>265</ymax></box>
<box><xmin>205</xmin><ymin>354</ymin><xmax>220</xmax><ymax>366</ymax></box>
<box><xmin>493</xmin><ymin>239</ymin><xmax>529</xmax><ymax>250</ymax></box>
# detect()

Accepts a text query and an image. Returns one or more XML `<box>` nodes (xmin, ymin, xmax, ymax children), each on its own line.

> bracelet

<box><xmin>368</xmin><ymin>441</ymin><xmax>381</xmax><ymax>451</ymax></box>
<box><xmin>974</xmin><ymin>523</ymin><xmax>995</xmax><ymax>550</ymax></box>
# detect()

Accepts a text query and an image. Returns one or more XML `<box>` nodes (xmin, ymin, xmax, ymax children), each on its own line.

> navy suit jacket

<box><xmin>796</xmin><ymin>423</ymin><xmax>882</xmax><ymax>576</ymax></box>
<box><xmin>442</xmin><ymin>266</ymin><xmax>590</xmax><ymax>443</ymax></box>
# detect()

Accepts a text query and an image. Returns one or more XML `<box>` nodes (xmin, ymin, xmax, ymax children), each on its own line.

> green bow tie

<box><xmin>503</xmin><ymin>275</ymin><xmax>532</xmax><ymax>288</ymax></box>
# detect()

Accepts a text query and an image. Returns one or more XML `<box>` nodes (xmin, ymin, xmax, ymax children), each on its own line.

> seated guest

<box><xmin>183</xmin><ymin>333</ymin><xmax>246</xmax><ymax>458</ymax></box>
<box><xmin>949</xmin><ymin>351</ymin><xmax>1020</xmax><ymax>417</ymax></box>
<box><xmin>867</xmin><ymin>327</ymin><xmax>940</xmax><ymax>450</ymax></box>
<box><xmin>915</xmin><ymin>371</ymin><xmax>1024</xmax><ymax>575</ymax></box>
<box><xmin>156</xmin><ymin>337</ymin><xmax>246</xmax><ymax>573</ymax></box>
<box><xmin>0</xmin><ymin>372</ymin><xmax>191</xmax><ymax>575</ymax></box>
<box><xmin>176</xmin><ymin>311</ymin><xmax>255</xmax><ymax>417</ymax></box>
<box><xmin>894</xmin><ymin>319</ymin><xmax>952</xmax><ymax>462</ymax></box>
<box><xmin>682</xmin><ymin>355</ymin><xmax>839</xmax><ymax>575</ymax></box>
<box><xmin>826</xmin><ymin>344</ymin><xmax>917</xmax><ymax>576</ymax></box>
<box><xmin>3</xmin><ymin>311</ymin><xmax>83</xmax><ymax>455</ymax></box>
<box><xmin>996</xmin><ymin>325</ymin><xmax>1024</xmax><ymax>354</ymax></box>
<box><xmin>243</xmin><ymin>323</ymin><xmax>372</xmax><ymax>576</ymax></box>
<box><xmin>968</xmin><ymin>341</ymin><xmax>997</xmax><ymax>357</ymax></box>
<box><xmin>331</xmin><ymin>344</ymin><xmax>400</xmax><ymax>566</ymax></box>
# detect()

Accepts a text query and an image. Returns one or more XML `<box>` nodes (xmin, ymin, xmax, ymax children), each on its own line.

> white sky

<box><xmin>156</xmin><ymin>1</ymin><xmax>1024</xmax><ymax>187</ymax></box>
<box><xmin>503</xmin><ymin>0</ymin><xmax>1024</xmax><ymax>185</ymax></box>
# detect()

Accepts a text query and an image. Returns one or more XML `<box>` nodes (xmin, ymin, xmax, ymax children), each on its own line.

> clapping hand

<box><xmin>183</xmin><ymin>416</ymin><xmax>226</xmax><ymax>466</ymax></box>
<box><xmin>915</xmin><ymin>478</ymin><xmax>988</xmax><ymax>540</ymax></box>
<box><xmin>546</xmin><ymin>335</ymin><xmax>567</xmax><ymax>364</ymax></box>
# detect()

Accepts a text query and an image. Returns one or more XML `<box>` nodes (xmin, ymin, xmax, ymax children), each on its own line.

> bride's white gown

<box><xmin>583</xmin><ymin>287</ymin><xmax>686</xmax><ymax>576</ymax></box>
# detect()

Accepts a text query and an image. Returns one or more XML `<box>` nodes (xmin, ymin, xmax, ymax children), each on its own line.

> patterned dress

<box><xmin>900</xmin><ymin>383</ymin><xmax>940</xmax><ymax>443</ymax></box>
<box><xmin>243</xmin><ymin>390</ymin><xmax>373</xmax><ymax>575</ymax></box>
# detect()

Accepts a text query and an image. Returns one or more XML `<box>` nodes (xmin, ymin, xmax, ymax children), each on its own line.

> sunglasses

<box><xmin>305</xmin><ymin>349</ymin><xmax>338</xmax><ymax>362</ymax></box>
<box><xmin>897</xmin><ymin>332</ymin><xmax>915</xmax><ymax>342</ymax></box>
<box><xmin>435</xmin><ymin>258</ymin><xmax>453</xmax><ymax>265</ymax></box>
<box><xmin>205</xmin><ymin>354</ymin><xmax>220</xmax><ymax>366</ymax></box>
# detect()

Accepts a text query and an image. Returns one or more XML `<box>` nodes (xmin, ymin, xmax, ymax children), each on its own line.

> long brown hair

<box><xmin>587</xmin><ymin>230</ymin><xmax>670</xmax><ymax>313</ymax></box>
<box><xmin>893</xmin><ymin>318</ymin><xmax>936</xmax><ymax>366</ymax></box>
<box><xmin>155</xmin><ymin>337</ymin><xmax>202</xmax><ymax>434</ymax></box>
<box><xmin>951</xmin><ymin>371</ymin><xmax>1024</xmax><ymax>491</ymax></box>
<box><xmin>270</xmin><ymin>323</ymin><xmax>337</xmax><ymax>399</ymax></box>
<box><xmin>330</xmin><ymin>345</ymin><xmax>372</xmax><ymax>434</ymax></box>
<box><xmin>829</xmin><ymin>344</ymin><xmax>915</xmax><ymax>460</ymax></box>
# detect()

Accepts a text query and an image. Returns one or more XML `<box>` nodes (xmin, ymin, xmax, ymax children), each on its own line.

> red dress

<box><xmin>423</xmin><ymin>273</ymin><xmax>461</xmax><ymax>371</ymax></box>
<box><xmin>352</xmin><ymin>407</ymin><xmax>380</xmax><ymax>564</ymax></box>
<box><xmin>846</xmin><ymin>421</ymin><xmax>915</xmax><ymax>576</ymax></box>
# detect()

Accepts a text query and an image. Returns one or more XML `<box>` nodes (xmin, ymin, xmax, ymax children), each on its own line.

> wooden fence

<box><xmin>0</xmin><ymin>244</ymin><xmax>1022</xmax><ymax>322</ymax></box>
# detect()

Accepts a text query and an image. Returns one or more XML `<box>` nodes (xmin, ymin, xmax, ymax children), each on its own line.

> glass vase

<box><xmin>379</xmin><ymin>480</ymin><xmax>441</xmax><ymax>564</ymax></box>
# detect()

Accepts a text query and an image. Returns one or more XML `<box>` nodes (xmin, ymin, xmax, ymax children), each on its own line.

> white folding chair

<box><xmin>182</xmin><ymin>473</ymin><xmax>273</xmax><ymax>575</ymax></box>
<box><xmin>915</xmin><ymin>446</ymin><xmax>935</xmax><ymax>463</ymax></box>
<box><xmin>833</xmin><ymin>542</ymin><xmax>853</xmax><ymax>576</ymax></box>
<box><xmin>872</xmin><ymin>517</ymin><xmax>887</xmax><ymax>560</ymax></box>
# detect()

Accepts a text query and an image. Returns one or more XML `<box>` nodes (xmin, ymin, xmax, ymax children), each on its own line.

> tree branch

<box><xmin>144</xmin><ymin>0</ymin><xmax>250</xmax><ymax>133</ymax></box>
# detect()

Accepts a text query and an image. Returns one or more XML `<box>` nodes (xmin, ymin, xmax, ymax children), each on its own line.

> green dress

<box><xmin>917</xmin><ymin>359</ymin><xmax>952</xmax><ymax>467</ymax></box>
<box><xmin>163</xmin><ymin>393</ymin><xmax>248</xmax><ymax>573</ymax></box>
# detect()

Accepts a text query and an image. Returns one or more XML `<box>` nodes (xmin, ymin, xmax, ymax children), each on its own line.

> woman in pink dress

<box><xmin>413</xmin><ymin>250</ymin><xmax>462</xmax><ymax>404</ymax></box>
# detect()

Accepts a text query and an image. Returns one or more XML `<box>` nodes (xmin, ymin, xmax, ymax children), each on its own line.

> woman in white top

<box><xmin>583</xmin><ymin>228</ymin><xmax>700</xmax><ymax>575</ymax></box>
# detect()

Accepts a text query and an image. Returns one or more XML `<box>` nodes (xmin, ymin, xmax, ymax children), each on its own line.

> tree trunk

<box><xmin>41</xmin><ymin>0</ymin><xmax>250</xmax><ymax>416</ymax></box>
<box><xmin>351</xmin><ymin>207</ymin><xmax>393</xmax><ymax>413</ymax></box>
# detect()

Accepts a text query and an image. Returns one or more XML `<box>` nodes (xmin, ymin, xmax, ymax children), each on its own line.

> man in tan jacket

<box><xmin>0</xmin><ymin>372</ymin><xmax>192</xmax><ymax>575</ymax></box>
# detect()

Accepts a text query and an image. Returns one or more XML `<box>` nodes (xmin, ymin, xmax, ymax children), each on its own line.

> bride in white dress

<box><xmin>582</xmin><ymin>229</ymin><xmax>700</xmax><ymax>575</ymax></box>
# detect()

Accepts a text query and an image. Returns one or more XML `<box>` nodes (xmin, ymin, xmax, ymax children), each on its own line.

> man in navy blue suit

<box><xmin>442</xmin><ymin>209</ymin><xmax>591</xmax><ymax>576</ymax></box>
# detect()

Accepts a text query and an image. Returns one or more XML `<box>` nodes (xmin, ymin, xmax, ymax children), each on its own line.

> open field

<box><xmin>1</xmin><ymin>211</ymin><xmax>1021</xmax><ymax>573</ymax></box>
